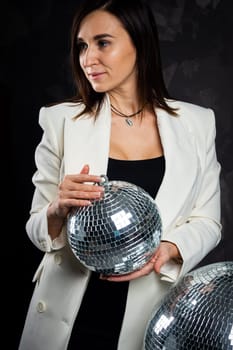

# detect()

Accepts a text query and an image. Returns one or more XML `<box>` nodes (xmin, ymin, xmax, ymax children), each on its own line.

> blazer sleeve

<box><xmin>25</xmin><ymin>106</ymin><xmax>66</xmax><ymax>252</ymax></box>
<box><xmin>160</xmin><ymin>108</ymin><xmax>222</xmax><ymax>281</ymax></box>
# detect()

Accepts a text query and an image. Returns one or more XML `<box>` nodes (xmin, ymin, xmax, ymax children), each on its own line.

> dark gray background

<box><xmin>2</xmin><ymin>0</ymin><xmax>233</xmax><ymax>348</ymax></box>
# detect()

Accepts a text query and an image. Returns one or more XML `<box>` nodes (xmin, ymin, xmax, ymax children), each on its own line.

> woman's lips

<box><xmin>88</xmin><ymin>72</ymin><xmax>105</xmax><ymax>80</ymax></box>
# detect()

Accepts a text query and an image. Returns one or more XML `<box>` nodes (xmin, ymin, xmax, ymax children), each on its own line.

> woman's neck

<box><xmin>108</xmin><ymin>92</ymin><xmax>142</xmax><ymax>115</ymax></box>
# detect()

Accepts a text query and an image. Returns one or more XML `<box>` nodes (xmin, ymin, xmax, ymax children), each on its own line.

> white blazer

<box><xmin>19</xmin><ymin>96</ymin><xmax>221</xmax><ymax>350</ymax></box>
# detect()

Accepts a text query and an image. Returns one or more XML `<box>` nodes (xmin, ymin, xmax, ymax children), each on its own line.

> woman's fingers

<box><xmin>58</xmin><ymin>169</ymin><xmax>104</xmax><ymax>203</ymax></box>
<box><xmin>61</xmin><ymin>174</ymin><xmax>103</xmax><ymax>187</ymax></box>
<box><xmin>100</xmin><ymin>253</ymin><xmax>158</xmax><ymax>282</ymax></box>
<box><xmin>80</xmin><ymin>164</ymin><xmax>90</xmax><ymax>174</ymax></box>
<box><xmin>99</xmin><ymin>242</ymin><xmax>181</xmax><ymax>282</ymax></box>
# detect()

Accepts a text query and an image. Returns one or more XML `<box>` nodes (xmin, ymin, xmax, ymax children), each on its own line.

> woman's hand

<box><xmin>47</xmin><ymin>164</ymin><xmax>104</xmax><ymax>239</ymax></box>
<box><xmin>100</xmin><ymin>241</ymin><xmax>182</xmax><ymax>282</ymax></box>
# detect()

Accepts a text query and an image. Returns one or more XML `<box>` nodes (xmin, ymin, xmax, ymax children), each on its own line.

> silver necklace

<box><xmin>110</xmin><ymin>104</ymin><xmax>144</xmax><ymax>126</ymax></box>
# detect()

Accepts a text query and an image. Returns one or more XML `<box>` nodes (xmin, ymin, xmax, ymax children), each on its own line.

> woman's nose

<box><xmin>82</xmin><ymin>46</ymin><xmax>98</xmax><ymax>67</ymax></box>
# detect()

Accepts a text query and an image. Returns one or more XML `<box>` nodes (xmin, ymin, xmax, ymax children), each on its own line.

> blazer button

<box><xmin>39</xmin><ymin>240</ymin><xmax>47</xmax><ymax>250</ymax></box>
<box><xmin>36</xmin><ymin>300</ymin><xmax>47</xmax><ymax>313</ymax></box>
<box><xmin>54</xmin><ymin>253</ymin><xmax>62</xmax><ymax>265</ymax></box>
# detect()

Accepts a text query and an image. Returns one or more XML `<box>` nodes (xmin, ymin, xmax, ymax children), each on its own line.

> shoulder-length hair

<box><xmin>69</xmin><ymin>0</ymin><xmax>178</xmax><ymax>117</ymax></box>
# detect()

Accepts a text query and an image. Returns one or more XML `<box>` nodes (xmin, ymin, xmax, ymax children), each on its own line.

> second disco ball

<box><xmin>144</xmin><ymin>261</ymin><xmax>233</xmax><ymax>350</ymax></box>
<box><xmin>67</xmin><ymin>175</ymin><xmax>162</xmax><ymax>275</ymax></box>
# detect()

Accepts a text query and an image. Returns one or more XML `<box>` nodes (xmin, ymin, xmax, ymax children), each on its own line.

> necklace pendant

<box><xmin>125</xmin><ymin>118</ymin><xmax>133</xmax><ymax>126</ymax></box>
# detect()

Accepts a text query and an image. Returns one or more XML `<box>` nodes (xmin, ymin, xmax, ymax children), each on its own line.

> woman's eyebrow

<box><xmin>77</xmin><ymin>33</ymin><xmax>115</xmax><ymax>42</ymax></box>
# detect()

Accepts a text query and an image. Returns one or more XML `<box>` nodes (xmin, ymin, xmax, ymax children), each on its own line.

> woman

<box><xmin>19</xmin><ymin>0</ymin><xmax>222</xmax><ymax>349</ymax></box>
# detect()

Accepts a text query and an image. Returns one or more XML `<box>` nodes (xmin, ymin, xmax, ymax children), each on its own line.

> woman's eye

<box><xmin>98</xmin><ymin>40</ymin><xmax>109</xmax><ymax>48</ymax></box>
<box><xmin>77</xmin><ymin>42</ymin><xmax>87</xmax><ymax>52</ymax></box>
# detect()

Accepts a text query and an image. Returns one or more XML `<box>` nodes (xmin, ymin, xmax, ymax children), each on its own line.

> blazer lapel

<box><xmin>64</xmin><ymin>98</ymin><xmax>111</xmax><ymax>175</ymax></box>
<box><xmin>155</xmin><ymin>108</ymin><xmax>199</xmax><ymax>231</ymax></box>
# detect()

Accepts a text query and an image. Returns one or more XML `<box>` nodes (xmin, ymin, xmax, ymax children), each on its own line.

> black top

<box><xmin>68</xmin><ymin>156</ymin><xmax>165</xmax><ymax>350</ymax></box>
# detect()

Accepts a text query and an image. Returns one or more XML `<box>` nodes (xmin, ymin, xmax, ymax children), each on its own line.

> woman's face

<box><xmin>77</xmin><ymin>10</ymin><xmax>137</xmax><ymax>94</ymax></box>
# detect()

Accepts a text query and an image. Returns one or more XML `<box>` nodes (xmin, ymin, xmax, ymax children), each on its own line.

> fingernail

<box><xmin>99</xmin><ymin>274</ymin><xmax>108</xmax><ymax>280</ymax></box>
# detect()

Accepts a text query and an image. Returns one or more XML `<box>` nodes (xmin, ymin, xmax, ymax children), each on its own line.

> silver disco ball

<box><xmin>67</xmin><ymin>175</ymin><xmax>162</xmax><ymax>275</ymax></box>
<box><xmin>144</xmin><ymin>261</ymin><xmax>233</xmax><ymax>350</ymax></box>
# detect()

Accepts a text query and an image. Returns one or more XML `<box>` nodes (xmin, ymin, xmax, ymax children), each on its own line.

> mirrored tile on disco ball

<box><xmin>144</xmin><ymin>261</ymin><xmax>233</xmax><ymax>350</ymax></box>
<box><xmin>67</xmin><ymin>176</ymin><xmax>162</xmax><ymax>275</ymax></box>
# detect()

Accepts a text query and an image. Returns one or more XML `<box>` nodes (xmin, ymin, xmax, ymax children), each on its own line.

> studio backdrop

<box><xmin>2</xmin><ymin>0</ymin><xmax>232</xmax><ymax>348</ymax></box>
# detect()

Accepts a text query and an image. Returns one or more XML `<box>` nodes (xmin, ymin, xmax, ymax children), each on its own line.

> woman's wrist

<box><xmin>47</xmin><ymin>203</ymin><xmax>67</xmax><ymax>240</ymax></box>
<box><xmin>160</xmin><ymin>240</ymin><xmax>183</xmax><ymax>262</ymax></box>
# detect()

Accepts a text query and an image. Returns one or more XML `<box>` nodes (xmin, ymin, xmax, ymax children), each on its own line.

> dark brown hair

<box><xmin>69</xmin><ymin>0</ymin><xmax>178</xmax><ymax>117</ymax></box>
